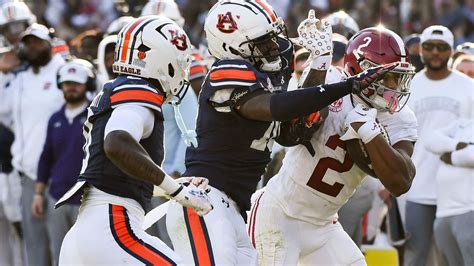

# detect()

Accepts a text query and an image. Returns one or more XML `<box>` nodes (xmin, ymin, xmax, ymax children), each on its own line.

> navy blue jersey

<box><xmin>185</xmin><ymin>59</ymin><xmax>283</xmax><ymax>215</ymax></box>
<box><xmin>79</xmin><ymin>75</ymin><xmax>165</xmax><ymax>209</ymax></box>
<box><xmin>267</xmin><ymin>36</ymin><xmax>294</xmax><ymax>92</ymax></box>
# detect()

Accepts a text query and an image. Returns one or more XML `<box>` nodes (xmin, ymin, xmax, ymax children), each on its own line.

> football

<box><xmin>346</xmin><ymin>138</ymin><xmax>377</xmax><ymax>177</ymax></box>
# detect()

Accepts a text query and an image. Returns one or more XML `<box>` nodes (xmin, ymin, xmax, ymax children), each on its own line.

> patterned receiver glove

<box><xmin>291</xmin><ymin>9</ymin><xmax>333</xmax><ymax>70</ymax></box>
<box><xmin>346</xmin><ymin>62</ymin><xmax>397</xmax><ymax>94</ymax></box>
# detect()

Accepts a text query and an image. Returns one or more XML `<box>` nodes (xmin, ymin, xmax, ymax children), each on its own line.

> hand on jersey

<box><xmin>291</xmin><ymin>9</ymin><xmax>332</xmax><ymax>70</ymax></box>
<box><xmin>172</xmin><ymin>184</ymin><xmax>213</xmax><ymax>216</ymax></box>
<box><xmin>347</xmin><ymin>62</ymin><xmax>397</xmax><ymax>94</ymax></box>
<box><xmin>340</xmin><ymin>104</ymin><xmax>377</xmax><ymax>141</ymax></box>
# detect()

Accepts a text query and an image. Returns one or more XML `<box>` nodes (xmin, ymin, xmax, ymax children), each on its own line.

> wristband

<box><xmin>159</xmin><ymin>175</ymin><xmax>181</xmax><ymax>196</ymax></box>
<box><xmin>310</xmin><ymin>55</ymin><xmax>332</xmax><ymax>71</ymax></box>
<box><xmin>357</xmin><ymin>121</ymin><xmax>382</xmax><ymax>144</ymax></box>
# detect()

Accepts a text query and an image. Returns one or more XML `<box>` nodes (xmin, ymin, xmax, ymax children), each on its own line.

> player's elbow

<box><xmin>104</xmin><ymin>131</ymin><xmax>128</xmax><ymax>161</ymax></box>
<box><xmin>384</xmin><ymin>167</ymin><xmax>415</xmax><ymax>197</ymax></box>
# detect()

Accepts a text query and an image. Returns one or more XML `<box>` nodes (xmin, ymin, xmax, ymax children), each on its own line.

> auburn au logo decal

<box><xmin>216</xmin><ymin>12</ymin><xmax>238</xmax><ymax>33</ymax></box>
<box><xmin>169</xmin><ymin>30</ymin><xmax>188</xmax><ymax>51</ymax></box>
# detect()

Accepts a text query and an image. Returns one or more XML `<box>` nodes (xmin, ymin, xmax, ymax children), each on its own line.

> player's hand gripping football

<box><xmin>340</xmin><ymin>104</ymin><xmax>377</xmax><ymax>141</ymax></box>
<box><xmin>347</xmin><ymin>62</ymin><xmax>398</xmax><ymax>94</ymax></box>
<box><xmin>340</xmin><ymin>104</ymin><xmax>390</xmax><ymax>144</ymax></box>
<box><xmin>291</xmin><ymin>9</ymin><xmax>333</xmax><ymax>58</ymax></box>
<box><xmin>172</xmin><ymin>184</ymin><xmax>213</xmax><ymax>216</ymax></box>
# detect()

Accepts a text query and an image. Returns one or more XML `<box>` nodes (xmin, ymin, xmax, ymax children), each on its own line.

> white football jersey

<box><xmin>265</xmin><ymin>70</ymin><xmax>418</xmax><ymax>226</ymax></box>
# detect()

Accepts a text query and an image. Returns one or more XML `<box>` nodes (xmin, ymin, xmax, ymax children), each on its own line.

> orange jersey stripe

<box><xmin>186</xmin><ymin>208</ymin><xmax>214</xmax><ymax>266</ymax></box>
<box><xmin>110</xmin><ymin>90</ymin><xmax>164</xmax><ymax>106</ymax></box>
<box><xmin>209</xmin><ymin>69</ymin><xmax>257</xmax><ymax>82</ymax></box>
<box><xmin>120</xmin><ymin>18</ymin><xmax>147</xmax><ymax>62</ymax></box>
<box><xmin>190</xmin><ymin>65</ymin><xmax>207</xmax><ymax>76</ymax></box>
<box><xmin>192</xmin><ymin>52</ymin><xmax>204</xmax><ymax>61</ymax></box>
<box><xmin>111</xmin><ymin>205</ymin><xmax>174</xmax><ymax>265</ymax></box>
<box><xmin>256</xmin><ymin>0</ymin><xmax>277</xmax><ymax>22</ymax></box>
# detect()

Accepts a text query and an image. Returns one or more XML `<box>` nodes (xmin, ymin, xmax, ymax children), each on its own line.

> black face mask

<box><xmin>410</xmin><ymin>55</ymin><xmax>424</xmax><ymax>72</ymax></box>
<box><xmin>26</xmin><ymin>48</ymin><xmax>52</xmax><ymax>67</ymax></box>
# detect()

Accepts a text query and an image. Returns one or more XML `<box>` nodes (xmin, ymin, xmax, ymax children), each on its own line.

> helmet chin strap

<box><xmin>170</xmin><ymin>101</ymin><xmax>198</xmax><ymax>148</ymax></box>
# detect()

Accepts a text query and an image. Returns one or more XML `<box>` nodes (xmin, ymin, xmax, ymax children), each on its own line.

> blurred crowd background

<box><xmin>8</xmin><ymin>0</ymin><xmax>474</xmax><ymax>49</ymax></box>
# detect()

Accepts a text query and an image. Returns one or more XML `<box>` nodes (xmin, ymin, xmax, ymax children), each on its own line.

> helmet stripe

<box><xmin>127</xmin><ymin>18</ymin><xmax>156</xmax><ymax>64</ymax></box>
<box><xmin>255</xmin><ymin>0</ymin><xmax>277</xmax><ymax>23</ymax></box>
<box><xmin>120</xmin><ymin>17</ymin><xmax>148</xmax><ymax>63</ymax></box>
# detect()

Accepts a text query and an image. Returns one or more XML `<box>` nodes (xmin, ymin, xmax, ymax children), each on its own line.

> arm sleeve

<box><xmin>451</xmin><ymin>145</ymin><xmax>474</xmax><ymax>168</ymax></box>
<box><xmin>270</xmin><ymin>81</ymin><xmax>352</xmax><ymax>121</ymax></box>
<box><xmin>104</xmin><ymin>104</ymin><xmax>155</xmax><ymax>142</ymax></box>
<box><xmin>424</xmin><ymin>122</ymin><xmax>459</xmax><ymax>155</ymax></box>
<box><xmin>37</xmin><ymin>121</ymin><xmax>54</xmax><ymax>184</ymax></box>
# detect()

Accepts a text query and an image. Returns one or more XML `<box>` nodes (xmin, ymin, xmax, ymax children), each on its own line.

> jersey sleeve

<box><xmin>109</xmin><ymin>81</ymin><xmax>165</xmax><ymax>115</ymax></box>
<box><xmin>383</xmin><ymin>105</ymin><xmax>418</xmax><ymax>144</ymax></box>
<box><xmin>206</xmin><ymin>60</ymin><xmax>267</xmax><ymax>112</ymax></box>
<box><xmin>189</xmin><ymin>51</ymin><xmax>208</xmax><ymax>81</ymax></box>
<box><xmin>208</xmin><ymin>60</ymin><xmax>260</xmax><ymax>90</ymax></box>
<box><xmin>104</xmin><ymin>104</ymin><xmax>155</xmax><ymax>141</ymax></box>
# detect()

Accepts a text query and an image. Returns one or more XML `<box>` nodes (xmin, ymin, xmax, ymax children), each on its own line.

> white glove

<box><xmin>176</xmin><ymin>176</ymin><xmax>210</xmax><ymax>192</ymax></box>
<box><xmin>340</xmin><ymin>104</ymin><xmax>377</xmax><ymax>141</ymax></box>
<box><xmin>291</xmin><ymin>9</ymin><xmax>333</xmax><ymax>70</ymax></box>
<box><xmin>172</xmin><ymin>185</ymin><xmax>213</xmax><ymax>216</ymax></box>
<box><xmin>153</xmin><ymin>176</ymin><xmax>210</xmax><ymax>196</ymax></box>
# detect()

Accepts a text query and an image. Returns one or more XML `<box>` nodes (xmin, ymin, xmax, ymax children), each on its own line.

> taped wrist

<box><xmin>270</xmin><ymin>82</ymin><xmax>352</xmax><ymax>121</ymax></box>
<box><xmin>159</xmin><ymin>175</ymin><xmax>182</xmax><ymax>196</ymax></box>
<box><xmin>310</xmin><ymin>55</ymin><xmax>332</xmax><ymax>70</ymax></box>
<box><xmin>358</xmin><ymin>121</ymin><xmax>382</xmax><ymax>144</ymax></box>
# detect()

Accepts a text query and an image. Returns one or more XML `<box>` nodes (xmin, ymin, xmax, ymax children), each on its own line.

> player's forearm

<box><xmin>104</xmin><ymin>130</ymin><xmax>166</xmax><ymax>186</ymax></box>
<box><xmin>239</xmin><ymin>81</ymin><xmax>351</xmax><ymax>121</ymax></box>
<box><xmin>365</xmin><ymin>138</ymin><xmax>415</xmax><ymax>196</ymax></box>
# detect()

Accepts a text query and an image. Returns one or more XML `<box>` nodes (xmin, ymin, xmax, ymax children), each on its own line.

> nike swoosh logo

<box><xmin>355</xmin><ymin>111</ymin><xmax>366</xmax><ymax>116</ymax></box>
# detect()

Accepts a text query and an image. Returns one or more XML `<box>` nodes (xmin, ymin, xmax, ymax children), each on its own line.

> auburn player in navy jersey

<box><xmin>55</xmin><ymin>16</ymin><xmax>212</xmax><ymax>265</ymax></box>
<box><xmin>165</xmin><ymin>1</ymin><xmax>397</xmax><ymax>265</ymax></box>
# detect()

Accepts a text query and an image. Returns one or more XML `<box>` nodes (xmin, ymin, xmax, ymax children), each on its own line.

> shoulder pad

<box><xmin>107</xmin><ymin>75</ymin><xmax>165</xmax><ymax>112</ymax></box>
<box><xmin>208</xmin><ymin>59</ymin><xmax>259</xmax><ymax>89</ymax></box>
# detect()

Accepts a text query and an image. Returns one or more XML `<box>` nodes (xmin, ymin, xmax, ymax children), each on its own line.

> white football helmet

<box><xmin>113</xmin><ymin>16</ymin><xmax>192</xmax><ymax>103</ymax></box>
<box><xmin>141</xmin><ymin>0</ymin><xmax>184</xmax><ymax>27</ymax></box>
<box><xmin>325</xmin><ymin>10</ymin><xmax>359</xmax><ymax>39</ymax></box>
<box><xmin>106</xmin><ymin>16</ymin><xmax>135</xmax><ymax>36</ymax></box>
<box><xmin>204</xmin><ymin>0</ymin><xmax>285</xmax><ymax>72</ymax></box>
<box><xmin>0</xmin><ymin>1</ymin><xmax>36</xmax><ymax>26</ymax></box>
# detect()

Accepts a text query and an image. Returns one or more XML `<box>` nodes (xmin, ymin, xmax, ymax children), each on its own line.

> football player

<box><xmin>56</xmin><ymin>16</ymin><xmax>212</xmax><ymax>265</ymax></box>
<box><xmin>250</xmin><ymin>27</ymin><xmax>418</xmax><ymax>265</ymax></box>
<box><xmin>165</xmin><ymin>0</ymin><xmax>396</xmax><ymax>264</ymax></box>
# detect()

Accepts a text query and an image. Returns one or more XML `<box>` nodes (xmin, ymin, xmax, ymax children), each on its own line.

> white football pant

<box><xmin>59</xmin><ymin>186</ymin><xmax>180</xmax><ymax>265</ymax></box>
<box><xmin>249</xmin><ymin>190</ymin><xmax>366</xmax><ymax>266</ymax></box>
<box><xmin>166</xmin><ymin>186</ymin><xmax>257</xmax><ymax>265</ymax></box>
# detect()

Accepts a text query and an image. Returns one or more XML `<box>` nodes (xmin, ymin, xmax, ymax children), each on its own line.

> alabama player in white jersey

<box><xmin>249</xmin><ymin>27</ymin><xmax>418</xmax><ymax>265</ymax></box>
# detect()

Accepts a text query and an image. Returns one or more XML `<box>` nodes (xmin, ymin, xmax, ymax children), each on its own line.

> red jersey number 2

<box><xmin>306</xmin><ymin>134</ymin><xmax>353</xmax><ymax>197</ymax></box>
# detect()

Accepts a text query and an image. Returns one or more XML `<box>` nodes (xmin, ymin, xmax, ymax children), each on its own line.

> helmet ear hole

<box><xmin>168</xmin><ymin>63</ymin><xmax>175</xmax><ymax>77</ymax></box>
